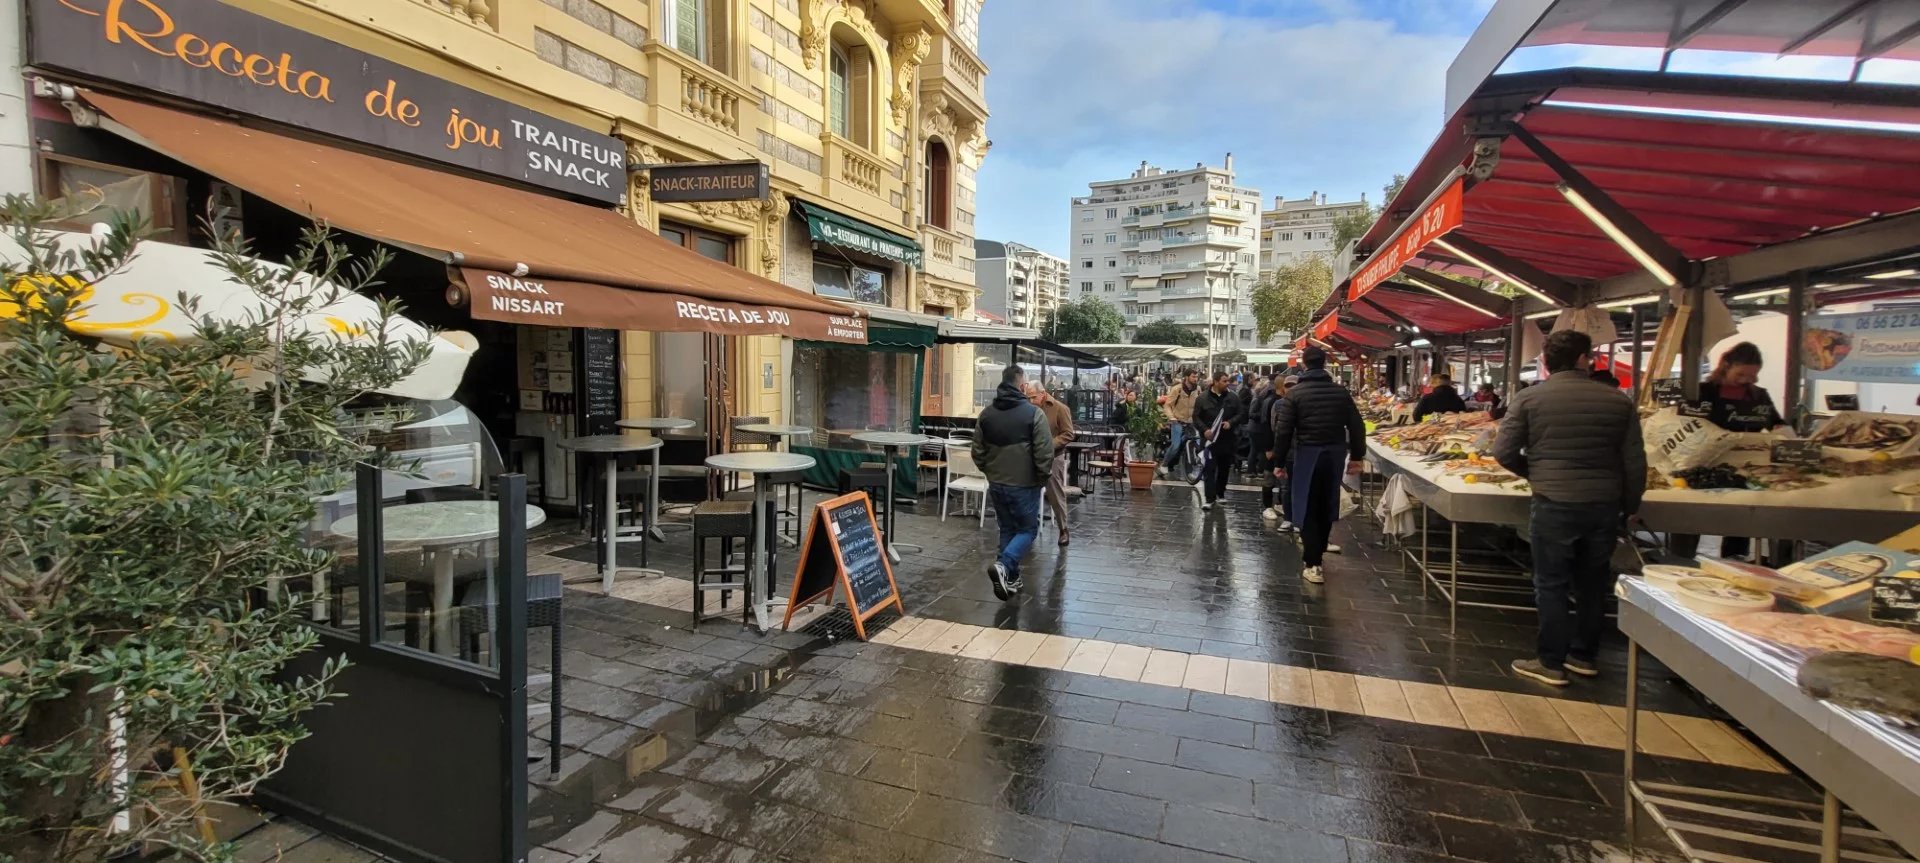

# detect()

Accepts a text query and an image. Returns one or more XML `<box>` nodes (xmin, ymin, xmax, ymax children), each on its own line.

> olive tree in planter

<box><xmin>1122</xmin><ymin>382</ymin><xmax>1166</xmax><ymax>490</ymax></box>
<box><xmin>0</xmin><ymin>196</ymin><xmax>428</xmax><ymax>863</ymax></box>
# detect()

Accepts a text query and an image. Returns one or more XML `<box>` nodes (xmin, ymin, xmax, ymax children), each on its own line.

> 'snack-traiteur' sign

<box><xmin>29</xmin><ymin>0</ymin><xmax>626</xmax><ymax>203</ymax></box>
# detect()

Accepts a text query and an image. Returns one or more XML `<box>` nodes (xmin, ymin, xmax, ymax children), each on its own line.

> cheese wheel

<box><xmin>1674</xmin><ymin>578</ymin><xmax>1774</xmax><ymax>618</ymax></box>
<box><xmin>1642</xmin><ymin>565</ymin><xmax>1710</xmax><ymax>591</ymax></box>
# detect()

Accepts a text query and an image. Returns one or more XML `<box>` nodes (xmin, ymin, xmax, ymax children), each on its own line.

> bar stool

<box><xmin>691</xmin><ymin>500</ymin><xmax>754</xmax><ymax>628</ymax></box>
<box><xmin>838</xmin><ymin>467</ymin><xmax>888</xmax><ymax>524</ymax></box>
<box><xmin>456</xmin><ymin>573</ymin><xmax>563</xmax><ymax>777</ymax></box>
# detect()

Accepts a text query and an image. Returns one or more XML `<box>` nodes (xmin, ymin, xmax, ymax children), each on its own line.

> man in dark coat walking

<box><xmin>1192</xmin><ymin>371</ymin><xmax>1245</xmax><ymax>511</ymax></box>
<box><xmin>972</xmin><ymin>365</ymin><xmax>1054</xmax><ymax>600</ymax></box>
<box><xmin>1272</xmin><ymin>348</ymin><xmax>1366</xmax><ymax>583</ymax></box>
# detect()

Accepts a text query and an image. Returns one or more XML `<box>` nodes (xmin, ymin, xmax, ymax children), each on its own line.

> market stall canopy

<box><xmin>1015</xmin><ymin>340</ymin><xmax>1107</xmax><ymax>367</ymax></box>
<box><xmin>77</xmin><ymin>91</ymin><xmax>866</xmax><ymax>344</ymax></box>
<box><xmin>1339</xmin><ymin>68</ymin><xmax>1920</xmax><ymax>310</ymax></box>
<box><xmin>1346</xmin><ymin>281</ymin><xmax>1510</xmax><ymax>335</ymax></box>
<box><xmin>1060</xmin><ymin>344</ymin><xmax>1188</xmax><ymax>364</ymax></box>
<box><xmin>793</xmin><ymin>200</ymin><xmax>923</xmax><ymax>268</ymax></box>
<box><xmin>936</xmin><ymin>319</ymin><xmax>1041</xmax><ymax>344</ymax></box>
<box><xmin>849</xmin><ymin>304</ymin><xmax>940</xmax><ymax>348</ymax></box>
<box><xmin>1519</xmin><ymin>0</ymin><xmax>1920</xmax><ymax>63</ymax></box>
<box><xmin>0</xmin><ymin>228</ymin><xmax>473</xmax><ymax>400</ymax></box>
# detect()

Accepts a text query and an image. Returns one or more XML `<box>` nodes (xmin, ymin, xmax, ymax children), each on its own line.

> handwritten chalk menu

<box><xmin>1771</xmin><ymin>439</ymin><xmax>1824</xmax><ymax>470</ymax></box>
<box><xmin>581</xmin><ymin>329</ymin><xmax>621</xmax><ymax>435</ymax></box>
<box><xmin>1874</xmin><ymin>574</ymin><xmax>1920</xmax><ymax>625</ymax></box>
<box><xmin>781</xmin><ymin>492</ymin><xmax>903</xmax><ymax>639</ymax></box>
<box><xmin>1651</xmin><ymin>379</ymin><xmax>1685</xmax><ymax>406</ymax></box>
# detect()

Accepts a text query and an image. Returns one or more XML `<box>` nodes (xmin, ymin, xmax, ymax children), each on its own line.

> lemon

<box><xmin>1910</xmin><ymin>644</ymin><xmax>1920</xmax><ymax>666</ymax></box>
<box><xmin>1672</xmin><ymin>477</ymin><xmax>1690</xmax><ymax>489</ymax></box>
<box><xmin>1874</xmin><ymin>452</ymin><xmax>1893</xmax><ymax>462</ymax></box>
<box><xmin>1463</xmin><ymin>475</ymin><xmax>1479</xmax><ymax>484</ymax></box>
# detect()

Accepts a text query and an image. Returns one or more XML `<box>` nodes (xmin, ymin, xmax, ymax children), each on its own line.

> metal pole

<box><xmin>1625</xmin><ymin>640</ymin><xmax>1640</xmax><ymax>847</ymax></box>
<box><xmin>1505</xmin><ymin>298</ymin><xmax>1523</xmax><ymax>395</ymax></box>
<box><xmin>1680</xmin><ymin>282</ymin><xmax>1707</xmax><ymax>402</ymax></box>
<box><xmin>1784</xmin><ymin>271</ymin><xmax>1810</xmax><ymax>432</ymax></box>
<box><xmin>1630</xmin><ymin>305</ymin><xmax>1645</xmax><ymax>403</ymax></box>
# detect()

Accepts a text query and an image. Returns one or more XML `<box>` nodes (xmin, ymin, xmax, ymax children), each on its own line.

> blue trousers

<box><xmin>1161</xmin><ymin>422</ymin><xmax>1191</xmax><ymax>470</ymax></box>
<box><xmin>989</xmin><ymin>483</ymin><xmax>1043</xmax><ymax>579</ymax></box>
<box><xmin>1528</xmin><ymin>498</ymin><xmax>1622</xmax><ymax>671</ymax></box>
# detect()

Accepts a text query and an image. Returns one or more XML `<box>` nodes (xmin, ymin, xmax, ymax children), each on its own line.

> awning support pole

<box><xmin>1785</xmin><ymin>270</ymin><xmax>1810</xmax><ymax>431</ymax></box>
<box><xmin>1680</xmin><ymin>281</ymin><xmax>1707</xmax><ymax>402</ymax></box>
<box><xmin>1440</xmin><ymin>234</ymin><xmax>1582</xmax><ymax>307</ymax></box>
<box><xmin>1505</xmin><ymin>298</ymin><xmax>1523</xmax><ymax>395</ymax></box>
<box><xmin>1629</xmin><ymin>305</ymin><xmax>1645</xmax><ymax>402</ymax></box>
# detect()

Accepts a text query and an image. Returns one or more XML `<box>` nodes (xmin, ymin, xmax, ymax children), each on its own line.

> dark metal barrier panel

<box><xmin>258</xmin><ymin>468</ymin><xmax>529</xmax><ymax>863</ymax></box>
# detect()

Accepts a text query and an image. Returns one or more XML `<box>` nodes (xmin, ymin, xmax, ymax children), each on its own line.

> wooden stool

<box><xmin>691</xmin><ymin>500</ymin><xmax>754</xmax><ymax>629</ymax></box>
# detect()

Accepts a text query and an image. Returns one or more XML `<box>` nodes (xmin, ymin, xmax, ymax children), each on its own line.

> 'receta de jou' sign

<box><xmin>29</xmin><ymin>0</ymin><xmax>627</xmax><ymax>204</ymax></box>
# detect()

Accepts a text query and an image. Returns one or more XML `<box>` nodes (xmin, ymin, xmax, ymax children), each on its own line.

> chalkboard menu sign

<box><xmin>1650</xmin><ymin>379</ymin><xmax>1686</xmax><ymax>406</ymax></box>
<box><xmin>782</xmin><ymin>492</ymin><xmax>903</xmax><ymax>639</ymax></box>
<box><xmin>580</xmin><ymin>329</ymin><xmax>621</xmax><ymax>435</ymax></box>
<box><xmin>1770</xmin><ymin>439</ymin><xmax>1824</xmax><ymax>470</ymax></box>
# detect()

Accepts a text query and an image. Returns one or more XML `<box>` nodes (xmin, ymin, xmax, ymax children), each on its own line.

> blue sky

<box><xmin>972</xmin><ymin>0</ymin><xmax>1497</xmax><ymax>259</ymax></box>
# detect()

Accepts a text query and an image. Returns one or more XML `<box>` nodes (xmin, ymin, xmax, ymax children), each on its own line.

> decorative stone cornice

<box><xmin>889</xmin><ymin>28</ymin><xmax>932</xmax><ymax>128</ymax></box>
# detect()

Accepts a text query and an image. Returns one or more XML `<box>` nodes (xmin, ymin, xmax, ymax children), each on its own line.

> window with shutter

<box><xmin>670</xmin><ymin>0</ymin><xmax>705</xmax><ymax>61</ymax></box>
<box><xmin>829</xmin><ymin>45</ymin><xmax>850</xmax><ymax>138</ymax></box>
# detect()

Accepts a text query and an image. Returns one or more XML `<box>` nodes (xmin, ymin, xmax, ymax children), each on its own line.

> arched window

<box><xmin>924</xmin><ymin>140</ymin><xmax>952</xmax><ymax>229</ymax></box>
<box><xmin>828</xmin><ymin>28</ymin><xmax>873</xmax><ymax>148</ymax></box>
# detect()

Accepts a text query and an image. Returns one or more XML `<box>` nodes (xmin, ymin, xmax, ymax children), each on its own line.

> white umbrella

<box><xmin>0</xmin><ymin>228</ymin><xmax>474</xmax><ymax>400</ymax></box>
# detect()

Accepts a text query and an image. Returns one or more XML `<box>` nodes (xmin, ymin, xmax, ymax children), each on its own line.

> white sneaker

<box><xmin>1327</xmin><ymin>543</ymin><xmax>1343</xmax><ymax>554</ymax></box>
<box><xmin>1303</xmin><ymin>566</ymin><xmax>1325</xmax><ymax>584</ymax></box>
<box><xmin>1155</xmin><ymin>465</ymin><xmax>1168</xmax><ymax>478</ymax></box>
<box><xmin>1278</xmin><ymin>521</ymin><xmax>1295</xmax><ymax>532</ymax></box>
<box><xmin>1261</xmin><ymin>507</ymin><xmax>1279</xmax><ymax>521</ymax></box>
<box><xmin>1201</xmin><ymin>500</ymin><xmax>1214</xmax><ymax>511</ymax></box>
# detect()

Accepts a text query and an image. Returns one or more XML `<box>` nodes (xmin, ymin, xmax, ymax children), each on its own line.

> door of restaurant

<box><xmin>656</xmin><ymin>222</ymin><xmax>739</xmax><ymax>450</ymax></box>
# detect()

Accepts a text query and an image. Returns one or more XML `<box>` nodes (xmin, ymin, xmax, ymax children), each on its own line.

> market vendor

<box><xmin>1413</xmin><ymin>374</ymin><xmax>1468</xmax><ymax>423</ymax></box>
<box><xmin>1699</xmin><ymin>342</ymin><xmax>1785</xmax><ymax>432</ymax></box>
<box><xmin>1675</xmin><ymin>342</ymin><xmax>1786</xmax><ymax>562</ymax></box>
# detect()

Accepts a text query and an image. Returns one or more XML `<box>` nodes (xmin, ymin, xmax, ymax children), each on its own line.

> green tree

<box><xmin>1042</xmin><ymin>295</ymin><xmax>1125</xmax><ymax>344</ymax></box>
<box><xmin>1251</xmin><ymin>254</ymin><xmax>1333</xmax><ymax>344</ymax></box>
<box><xmin>0</xmin><ymin>197</ymin><xmax>428</xmax><ymax>862</ymax></box>
<box><xmin>1330</xmin><ymin>173</ymin><xmax>1409</xmax><ymax>253</ymax></box>
<box><xmin>1131</xmin><ymin>318</ymin><xmax>1208</xmax><ymax>348</ymax></box>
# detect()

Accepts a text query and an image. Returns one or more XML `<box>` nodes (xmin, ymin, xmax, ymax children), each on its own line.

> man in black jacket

<box><xmin>972</xmin><ymin>365</ymin><xmax>1054</xmax><ymax>600</ymax></box>
<box><xmin>1192</xmin><ymin>371</ymin><xmax>1245</xmax><ymax>510</ymax></box>
<box><xmin>1272</xmin><ymin>348</ymin><xmax>1366</xmax><ymax>583</ymax></box>
<box><xmin>1413</xmin><ymin>374</ymin><xmax>1468</xmax><ymax>422</ymax></box>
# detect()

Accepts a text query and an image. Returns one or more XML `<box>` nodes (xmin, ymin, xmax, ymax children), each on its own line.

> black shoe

<box><xmin>990</xmin><ymin>562</ymin><xmax>1013</xmax><ymax>601</ymax></box>
<box><xmin>1564</xmin><ymin>658</ymin><xmax>1600</xmax><ymax>678</ymax></box>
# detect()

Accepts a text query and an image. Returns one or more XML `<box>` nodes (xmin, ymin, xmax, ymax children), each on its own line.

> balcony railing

<box><xmin>430</xmin><ymin>0</ymin><xmax>495</xmax><ymax>28</ymax></box>
<box><xmin>921</xmin><ymin>34</ymin><xmax>988</xmax><ymax>123</ymax></box>
<box><xmin>824</xmin><ymin>134</ymin><xmax>884</xmax><ymax>195</ymax></box>
<box><xmin>645</xmin><ymin>45</ymin><xmax>756</xmax><ymax>138</ymax></box>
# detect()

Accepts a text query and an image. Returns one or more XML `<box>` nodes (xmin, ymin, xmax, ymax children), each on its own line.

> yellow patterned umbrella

<box><xmin>1</xmin><ymin>229</ymin><xmax>474</xmax><ymax>400</ymax></box>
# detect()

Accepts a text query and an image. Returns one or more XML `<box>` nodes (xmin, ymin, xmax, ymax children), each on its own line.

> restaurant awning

<box><xmin>1014</xmin><ymin>340</ymin><xmax>1107</xmax><ymax>367</ymax></box>
<box><xmin>793</xmin><ymin>200</ymin><xmax>924</xmax><ymax>268</ymax></box>
<box><xmin>1061</xmin><ymin>344</ymin><xmax>1186</xmax><ymax>364</ymax></box>
<box><xmin>76</xmin><ymin>90</ymin><xmax>867</xmax><ymax>344</ymax></box>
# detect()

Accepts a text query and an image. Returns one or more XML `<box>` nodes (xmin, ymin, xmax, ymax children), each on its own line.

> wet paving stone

<box><xmin>282</xmin><ymin>485</ymin><xmax>1832</xmax><ymax>863</ymax></box>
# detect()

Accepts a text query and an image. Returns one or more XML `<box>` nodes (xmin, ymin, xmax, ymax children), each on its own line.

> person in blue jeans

<box><xmin>1493</xmin><ymin>330</ymin><xmax>1647</xmax><ymax>687</ymax></box>
<box><xmin>1156</xmin><ymin>369</ymin><xmax>1200</xmax><ymax>478</ymax></box>
<box><xmin>971</xmin><ymin>364</ymin><xmax>1054</xmax><ymax>600</ymax></box>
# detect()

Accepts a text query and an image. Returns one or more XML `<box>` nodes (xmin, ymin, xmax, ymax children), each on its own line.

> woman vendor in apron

<box><xmin>1676</xmin><ymin>341</ymin><xmax>1784</xmax><ymax>560</ymax></box>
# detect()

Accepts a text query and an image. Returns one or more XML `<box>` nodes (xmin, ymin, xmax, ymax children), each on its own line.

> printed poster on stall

<box><xmin>1804</xmin><ymin>310</ymin><xmax>1920</xmax><ymax>383</ymax></box>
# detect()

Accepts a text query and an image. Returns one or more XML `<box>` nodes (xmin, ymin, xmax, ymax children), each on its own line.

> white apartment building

<box><xmin>1070</xmin><ymin>157</ymin><xmax>1261</xmax><ymax>349</ymax></box>
<box><xmin>1259</xmin><ymin>192</ymin><xmax>1371</xmax><ymax>276</ymax></box>
<box><xmin>973</xmin><ymin>239</ymin><xmax>1068</xmax><ymax>330</ymax></box>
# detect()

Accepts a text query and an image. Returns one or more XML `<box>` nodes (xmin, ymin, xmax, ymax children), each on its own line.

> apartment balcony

<box><xmin>921</xmin><ymin>223</ymin><xmax>975</xmax><ymax>286</ymax></box>
<box><xmin>873</xmin><ymin>0</ymin><xmax>952</xmax><ymax>28</ymax></box>
<box><xmin>1161</xmin><ymin>233</ymin><xmax>1237</xmax><ymax>248</ymax></box>
<box><xmin>642</xmin><ymin>45</ymin><xmax>762</xmax><ymax>149</ymax></box>
<box><xmin>821</xmin><ymin>133</ymin><xmax>900</xmax><ymax>227</ymax></box>
<box><xmin>1131</xmin><ymin>211</ymin><xmax>1167</xmax><ymax>229</ymax></box>
<box><xmin>919</xmin><ymin>34</ymin><xmax>989</xmax><ymax>129</ymax></box>
<box><xmin>1133</xmin><ymin>289</ymin><xmax>1161</xmax><ymax>304</ymax></box>
<box><xmin>1133</xmin><ymin>238</ymin><xmax>1162</xmax><ymax>253</ymax></box>
<box><xmin>1162</xmin><ymin>203</ymin><xmax>1254</xmax><ymax>225</ymax></box>
<box><xmin>1161</xmin><ymin>260</ymin><xmax>1228</xmax><ymax>275</ymax></box>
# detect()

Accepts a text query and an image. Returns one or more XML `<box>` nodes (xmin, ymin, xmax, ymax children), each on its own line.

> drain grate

<box><xmin>799</xmin><ymin>607</ymin><xmax>902</xmax><ymax>643</ymax></box>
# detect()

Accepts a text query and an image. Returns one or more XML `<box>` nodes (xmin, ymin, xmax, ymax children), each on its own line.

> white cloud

<box><xmin>974</xmin><ymin>0</ymin><xmax>1484</xmax><ymax>258</ymax></box>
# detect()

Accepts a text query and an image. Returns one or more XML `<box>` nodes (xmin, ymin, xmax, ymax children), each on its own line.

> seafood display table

<box><xmin>1365</xmin><ymin>440</ymin><xmax>1920</xmax><ymax>634</ymax></box>
<box><xmin>1619</xmin><ymin>578</ymin><xmax>1920</xmax><ymax>862</ymax></box>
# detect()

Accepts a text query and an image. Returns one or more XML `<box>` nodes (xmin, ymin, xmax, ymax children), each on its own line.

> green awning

<box><xmin>795</xmin><ymin>200</ymin><xmax>923</xmax><ymax>268</ymax></box>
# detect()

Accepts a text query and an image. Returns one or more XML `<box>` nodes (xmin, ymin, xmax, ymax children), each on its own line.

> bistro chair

<box><xmin>942</xmin><ymin>444</ymin><xmax>990</xmax><ymax>523</ymax></box>
<box><xmin>455</xmin><ymin>573</ymin><xmax>563</xmax><ymax>778</ymax></box>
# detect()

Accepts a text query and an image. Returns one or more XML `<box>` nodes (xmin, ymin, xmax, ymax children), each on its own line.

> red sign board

<box><xmin>1348</xmin><ymin>177</ymin><xmax>1465</xmax><ymax>302</ymax></box>
<box><xmin>1311</xmin><ymin>312</ymin><xmax>1340</xmax><ymax>341</ymax></box>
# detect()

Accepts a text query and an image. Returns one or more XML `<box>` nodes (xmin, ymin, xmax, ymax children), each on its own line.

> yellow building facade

<box><xmin>212</xmin><ymin>0</ymin><xmax>989</xmax><ymax>425</ymax></box>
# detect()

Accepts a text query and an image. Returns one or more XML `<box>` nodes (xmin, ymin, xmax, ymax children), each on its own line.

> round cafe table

<box><xmin>616</xmin><ymin>417</ymin><xmax>696</xmax><ymax>540</ymax></box>
<box><xmin>736</xmin><ymin>424</ymin><xmax>815</xmax><ymax>546</ymax></box>
<box><xmin>704</xmin><ymin>451</ymin><xmax>816</xmax><ymax>631</ymax></box>
<box><xmin>330</xmin><ymin>501</ymin><xmax>547</xmax><ymax>656</ymax></box>
<box><xmin>851</xmin><ymin>431</ymin><xmax>931</xmax><ymax>563</ymax></box>
<box><xmin>560</xmin><ymin>434</ymin><xmax>663</xmax><ymax>593</ymax></box>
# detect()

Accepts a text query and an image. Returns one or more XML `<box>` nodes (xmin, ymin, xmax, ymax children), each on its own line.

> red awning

<box><xmin>1348</xmin><ymin>284</ymin><xmax>1506</xmax><ymax>336</ymax></box>
<box><xmin>1337</xmin><ymin>68</ymin><xmax>1920</xmax><ymax>303</ymax></box>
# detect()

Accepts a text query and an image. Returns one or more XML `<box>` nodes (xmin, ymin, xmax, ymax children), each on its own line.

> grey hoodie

<box><xmin>972</xmin><ymin>382</ymin><xmax>1054</xmax><ymax>488</ymax></box>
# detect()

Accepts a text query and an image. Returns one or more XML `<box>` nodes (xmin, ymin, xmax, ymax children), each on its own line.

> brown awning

<box><xmin>77</xmin><ymin>90</ymin><xmax>865</xmax><ymax>343</ymax></box>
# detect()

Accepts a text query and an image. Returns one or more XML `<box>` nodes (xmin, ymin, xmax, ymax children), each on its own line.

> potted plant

<box><xmin>1123</xmin><ymin>383</ymin><xmax>1166</xmax><ymax>490</ymax></box>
